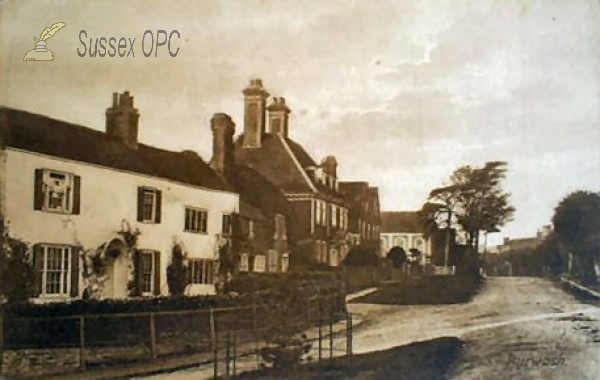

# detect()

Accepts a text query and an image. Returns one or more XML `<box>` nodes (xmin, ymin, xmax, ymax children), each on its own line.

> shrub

<box><xmin>167</xmin><ymin>244</ymin><xmax>189</xmax><ymax>296</ymax></box>
<box><xmin>0</xmin><ymin>232</ymin><xmax>34</xmax><ymax>303</ymax></box>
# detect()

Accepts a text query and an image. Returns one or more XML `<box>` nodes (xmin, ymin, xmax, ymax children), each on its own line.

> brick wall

<box><xmin>2</xmin><ymin>348</ymin><xmax>80</xmax><ymax>377</ymax></box>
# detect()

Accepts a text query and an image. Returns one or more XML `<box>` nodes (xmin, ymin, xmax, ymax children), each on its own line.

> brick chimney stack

<box><xmin>209</xmin><ymin>113</ymin><xmax>236</xmax><ymax>183</ymax></box>
<box><xmin>242</xmin><ymin>79</ymin><xmax>269</xmax><ymax>148</ymax></box>
<box><xmin>322</xmin><ymin>156</ymin><xmax>338</xmax><ymax>178</ymax></box>
<box><xmin>106</xmin><ymin>91</ymin><xmax>140</xmax><ymax>149</ymax></box>
<box><xmin>267</xmin><ymin>97</ymin><xmax>291</xmax><ymax>138</ymax></box>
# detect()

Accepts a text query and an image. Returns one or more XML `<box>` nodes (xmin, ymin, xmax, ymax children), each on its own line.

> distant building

<box><xmin>380</xmin><ymin>211</ymin><xmax>431</xmax><ymax>264</ymax></box>
<box><xmin>233</xmin><ymin>79</ymin><xmax>350</xmax><ymax>267</ymax></box>
<box><xmin>339</xmin><ymin>182</ymin><xmax>381</xmax><ymax>256</ymax></box>
<box><xmin>0</xmin><ymin>93</ymin><xmax>239</xmax><ymax>300</ymax></box>
<box><xmin>497</xmin><ymin>225</ymin><xmax>552</xmax><ymax>254</ymax></box>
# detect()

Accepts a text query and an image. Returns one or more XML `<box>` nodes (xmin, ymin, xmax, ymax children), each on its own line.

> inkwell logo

<box><xmin>23</xmin><ymin>22</ymin><xmax>66</xmax><ymax>61</ymax></box>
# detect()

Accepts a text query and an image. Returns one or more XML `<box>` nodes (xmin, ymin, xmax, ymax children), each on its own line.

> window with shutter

<box><xmin>34</xmin><ymin>169</ymin><xmax>80</xmax><ymax>214</ymax></box>
<box><xmin>137</xmin><ymin>250</ymin><xmax>160</xmax><ymax>296</ymax></box>
<box><xmin>137</xmin><ymin>187</ymin><xmax>161</xmax><ymax>223</ymax></box>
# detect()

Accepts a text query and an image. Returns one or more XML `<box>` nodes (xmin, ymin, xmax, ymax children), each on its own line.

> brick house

<box><xmin>208</xmin><ymin>113</ymin><xmax>291</xmax><ymax>274</ymax></box>
<box><xmin>233</xmin><ymin>79</ymin><xmax>350</xmax><ymax>267</ymax></box>
<box><xmin>0</xmin><ymin>92</ymin><xmax>239</xmax><ymax>300</ymax></box>
<box><xmin>339</xmin><ymin>182</ymin><xmax>381</xmax><ymax>257</ymax></box>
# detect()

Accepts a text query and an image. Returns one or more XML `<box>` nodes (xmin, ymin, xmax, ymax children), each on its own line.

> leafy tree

<box><xmin>453</xmin><ymin>161</ymin><xmax>515</xmax><ymax>249</ymax></box>
<box><xmin>532</xmin><ymin>232</ymin><xmax>568</xmax><ymax>276</ymax></box>
<box><xmin>552</xmin><ymin>191</ymin><xmax>600</xmax><ymax>284</ymax></box>
<box><xmin>419</xmin><ymin>185</ymin><xmax>462</xmax><ymax>267</ymax></box>
<box><xmin>421</xmin><ymin>162</ymin><xmax>515</xmax><ymax>253</ymax></box>
<box><xmin>387</xmin><ymin>246</ymin><xmax>407</xmax><ymax>268</ymax></box>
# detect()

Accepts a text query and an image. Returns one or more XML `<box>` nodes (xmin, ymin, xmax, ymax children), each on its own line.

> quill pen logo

<box><xmin>23</xmin><ymin>22</ymin><xmax>66</xmax><ymax>61</ymax></box>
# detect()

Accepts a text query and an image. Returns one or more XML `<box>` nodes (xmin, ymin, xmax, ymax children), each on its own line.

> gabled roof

<box><xmin>234</xmin><ymin>134</ymin><xmax>315</xmax><ymax>193</ymax></box>
<box><xmin>234</xmin><ymin>133</ymin><xmax>347</xmax><ymax>204</ymax></box>
<box><xmin>0</xmin><ymin>107</ymin><xmax>234</xmax><ymax>193</ymax></box>
<box><xmin>339</xmin><ymin>181</ymin><xmax>369</xmax><ymax>203</ymax></box>
<box><xmin>233</xmin><ymin>165</ymin><xmax>290</xmax><ymax>219</ymax></box>
<box><xmin>285</xmin><ymin>138</ymin><xmax>316</xmax><ymax>168</ymax></box>
<box><xmin>381</xmin><ymin>211</ymin><xmax>423</xmax><ymax>234</ymax></box>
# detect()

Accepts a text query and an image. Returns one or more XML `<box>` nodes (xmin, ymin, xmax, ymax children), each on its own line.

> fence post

<box><xmin>211</xmin><ymin>308</ymin><xmax>218</xmax><ymax>380</ymax></box>
<box><xmin>225</xmin><ymin>330</ymin><xmax>231</xmax><ymax>379</ymax></box>
<box><xmin>79</xmin><ymin>315</ymin><xmax>86</xmax><ymax>371</ymax></box>
<box><xmin>318</xmin><ymin>315</ymin><xmax>322</xmax><ymax>361</ymax></box>
<box><xmin>252</xmin><ymin>302</ymin><xmax>259</xmax><ymax>368</ymax></box>
<box><xmin>149</xmin><ymin>313</ymin><xmax>157</xmax><ymax>360</ymax></box>
<box><xmin>232</xmin><ymin>329</ymin><xmax>237</xmax><ymax>376</ymax></box>
<box><xmin>329</xmin><ymin>313</ymin><xmax>333</xmax><ymax>359</ymax></box>
<box><xmin>346</xmin><ymin>313</ymin><xmax>353</xmax><ymax>358</ymax></box>
<box><xmin>0</xmin><ymin>310</ymin><xmax>4</xmax><ymax>374</ymax></box>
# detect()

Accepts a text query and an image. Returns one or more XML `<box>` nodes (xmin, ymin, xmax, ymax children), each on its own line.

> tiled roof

<box><xmin>233</xmin><ymin>165</ymin><xmax>290</xmax><ymax>219</ymax></box>
<box><xmin>0</xmin><ymin>107</ymin><xmax>234</xmax><ymax>193</ymax></box>
<box><xmin>339</xmin><ymin>181</ymin><xmax>369</xmax><ymax>202</ymax></box>
<box><xmin>234</xmin><ymin>133</ymin><xmax>347</xmax><ymax>203</ymax></box>
<box><xmin>381</xmin><ymin>211</ymin><xmax>423</xmax><ymax>233</ymax></box>
<box><xmin>234</xmin><ymin>134</ymin><xmax>314</xmax><ymax>193</ymax></box>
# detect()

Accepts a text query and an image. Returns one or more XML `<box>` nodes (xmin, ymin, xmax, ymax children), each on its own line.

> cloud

<box><xmin>2</xmin><ymin>0</ymin><xmax>599</xmax><ymax>241</ymax></box>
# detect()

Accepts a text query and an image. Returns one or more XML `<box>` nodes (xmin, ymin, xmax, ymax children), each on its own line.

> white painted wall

<box><xmin>380</xmin><ymin>232</ymin><xmax>431</xmax><ymax>264</ymax></box>
<box><xmin>2</xmin><ymin>148</ymin><xmax>239</xmax><ymax>297</ymax></box>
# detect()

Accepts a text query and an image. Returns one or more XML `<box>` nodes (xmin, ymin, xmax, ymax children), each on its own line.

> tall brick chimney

<box><xmin>267</xmin><ymin>97</ymin><xmax>291</xmax><ymax>138</ymax></box>
<box><xmin>209</xmin><ymin>113</ymin><xmax>236</xmax><ymax>182</ymax></box>
<box><xmin>322</xmin><ymin>156</ymin><xmax>338</xmax><ymax>178</ymax></box>
<box><xmin>242</xmin><ymin>79</ymin><xmax>269</xmax><ymax>148</ymax></box>
<box><xmin>106</xmin><ymin>91</ymin><xmax>139</xmax><ymax>149</ymax></box>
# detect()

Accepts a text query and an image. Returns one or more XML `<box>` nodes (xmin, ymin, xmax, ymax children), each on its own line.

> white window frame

<box><xmin>332</xmin><ymin>204</ymin><xmax>337</xmax><ymax>227</ymax></box>
<box><xmin>42</xmin><ymin>170</ymin><xmax>75</xmax><ymax>214</ymax></box>
<box><xmin>140</xmin><ymin>188</ymin><xmax>158</xmax><ymax>223</ymax></box>
<box><xmin>315</xmin><ymin>200</ymin><xmax>322</xmax><ymax>226</ymax></box>
<box><xmin>267</xmin><ymin>250</ymin><xmax>278</xmax><ymax>272</ymax></box>
<box><xmin>248</xmin><ymin>220</ymin><xmax>255</xmax><ymax>240</ymax></box>
<box><xmin>281</xmin><ymin>253</ymin><xmax>289</xmax><ymax>273</ymax></box>
<box><xmin>40</xmin><ymin>245</ymin><xmax>72</xmax><ymax>297</ymax></box>
<box><xmin>239</xmin><ymin>253</ymin><xmax>249</xmax><ymax>272</ymax></box>
<box><xmin>222</xmin><ymin>213</ymin><xmax>233</xmax><ymax>236</ymax></box>
<box><xmin>185</xmin><ymin>207</ymin><xmax>208</xmax><ymax>234</ymax></box>
<box><xmin>139</xmin><ymin>250</ymin><xmax>155</xmax><ymax>295</ymax></box>
<box><xmin>253</xmin><ymin>255</ymin><xmax>266</xmax><ymax>272</ymax></box>
<box><xmin>188</xmin><ymin>259</ymin><xmax>214</xmax><ymax>284</ymax></box>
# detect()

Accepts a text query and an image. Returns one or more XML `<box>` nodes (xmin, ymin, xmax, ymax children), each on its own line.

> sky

<box><xmin>1</xmin><ymin>0</ymin><xmax>599</xmax><ymax>246</ymax></box>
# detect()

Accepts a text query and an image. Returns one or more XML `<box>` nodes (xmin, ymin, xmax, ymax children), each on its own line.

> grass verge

<box><xmin>349</xmin><ymin>275</ymin><xmax>483</xmax><ymax>305</ymax></box>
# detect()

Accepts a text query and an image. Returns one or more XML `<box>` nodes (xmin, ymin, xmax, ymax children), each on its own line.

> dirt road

<box><xmin>349</xmin><ymin>277</ymin><xmax>600</xmax><ymax>379</ymax></box>
<box><xmin>137</xmin><ymin>277</ymin><xmax>599</xmax><ymax>379</ymax></box>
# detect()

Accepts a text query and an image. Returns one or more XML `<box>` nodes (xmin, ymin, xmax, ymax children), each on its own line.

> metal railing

<box><xmin>0</xmin><ymin>294</ymin><xmax>350</xmax><ymax>378</ymax></box>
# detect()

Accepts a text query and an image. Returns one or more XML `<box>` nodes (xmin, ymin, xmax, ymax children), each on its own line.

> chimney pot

<box><xmin>267</xmin><ymin>95</ymin><xmax>291</xmax><ymax>138</ymax></box>
<box><xmin>242</xmin><ymin>79</ymin><xmax>269</xmax><ymax>148</ymax></box>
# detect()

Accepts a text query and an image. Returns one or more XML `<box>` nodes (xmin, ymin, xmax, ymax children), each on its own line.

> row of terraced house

<box><xmin>0</xmin><ymin>79</ymin><xmax>393</xmax><ymax>302</ymax></box>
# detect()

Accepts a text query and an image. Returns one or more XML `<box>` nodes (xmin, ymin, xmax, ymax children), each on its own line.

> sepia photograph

<box><xmin>1</xmin><ymin>1</ymin><xmax>599</xmax><ymax>379</ymax></box>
